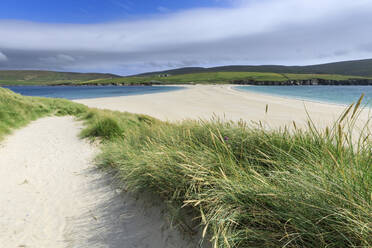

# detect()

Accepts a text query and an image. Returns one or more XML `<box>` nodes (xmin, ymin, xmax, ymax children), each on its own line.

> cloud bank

<box><xmin>0</xmin><ymin>52</ymin><xmax>7</xmax><ymax>62</ymax></box>
<box><xmin>1</xmin><ymin>0</ymin><xmax>372</xmax><ymax>74</ymax></box>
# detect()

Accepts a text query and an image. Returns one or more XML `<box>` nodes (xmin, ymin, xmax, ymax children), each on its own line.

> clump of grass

<box><xmin>79</xmin><ymin>109</ymin><xmax>158</xmax><ymax>141</ymax></box>
<box><xmin>81</xmin><ymin>116</ymin><xmax>122</xmax><ymax>139</ymax></box>
<box><xmin>94</xmin><ymin>97</ymin><xmax>371</xmax><ymax>247</ymax></box>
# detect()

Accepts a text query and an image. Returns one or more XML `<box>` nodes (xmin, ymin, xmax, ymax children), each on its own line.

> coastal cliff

<box><xmin>231</xmin><ymin>78</ymin><xmax>372</xmax><ymax>86</ymax></box>
<box><xmin>47</xmin><ymin>78</ymin><xmax>372</xmax><ymax>86</ymax></box>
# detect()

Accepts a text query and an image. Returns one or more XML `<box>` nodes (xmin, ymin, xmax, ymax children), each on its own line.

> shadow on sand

<box><xmin>64</xmin><ymin>167</ymin><xmax>210</xmax><ymax>248</ymax></box>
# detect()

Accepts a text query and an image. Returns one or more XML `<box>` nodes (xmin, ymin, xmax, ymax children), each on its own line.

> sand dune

<box><xmin>75</xmin><ymin>85</ymin><xmax>371</xmax><ymax>129</ymax></box>
<box><xmin>0</xmin><ymin>116</ymin><xmax>201</xmax><ymax>248</ymax></box>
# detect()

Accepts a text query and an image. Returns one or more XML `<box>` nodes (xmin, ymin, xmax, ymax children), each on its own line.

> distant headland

<box><xmin>1</xmin><ymin>58</ymin><xmax>372</xmax><ymax>86</ymax></box>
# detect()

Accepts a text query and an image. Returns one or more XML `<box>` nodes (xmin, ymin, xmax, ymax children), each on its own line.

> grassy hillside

<box><xmin>1</xmin><ymin>58</ymin><xmax>372</xmax><ymax>86</ymax></box>
<box><xmin>1</xmin><ymin>87</ymin><xmax>371</xmax><ymax>247</ymax></box>
<box><xmin>0</xmin><ymin>70</ymin><xmax>120</xmax><ymax>85</ymax></box>
<box><xmin>80</xmin><ymin>71</ymin><xmax>370</xmax><ymax>85</ymax></box>
<box><xmin>138</xmin><ymin>58</ymin><xmax>372</xmax><ymax>77</ymax></box>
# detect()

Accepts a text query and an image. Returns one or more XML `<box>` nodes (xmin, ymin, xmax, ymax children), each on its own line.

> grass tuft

<box><xmin>81</xmin><ymin>116</ymin><xmax>123</xmax><ymax>140</ymax></box>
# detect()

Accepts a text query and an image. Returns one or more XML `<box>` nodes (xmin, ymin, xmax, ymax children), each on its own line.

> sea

<box><xmin>4</xmin><ymin>85</ymin><xmax>372</xmax><ymax>107</ymax></box>
<box><xmin>235</xmin><ymin>85</ymin><xmax>372</xmax><ymax>107</ymax></box>
<box><xmin>4</xmin><ymin>85</ymin><xmax>184</xmax><ymax>100</ymax></box>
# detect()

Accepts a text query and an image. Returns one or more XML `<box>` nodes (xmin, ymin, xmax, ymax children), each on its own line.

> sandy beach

<box><xmin>75</xmin><ymin>85</ymin><xmax>371</xmax><ymax>129</ymax></box>
<box><xmin>0</xmin><ymin>116</ymin><xmax>202</xmax><ymax>248</ymax></box>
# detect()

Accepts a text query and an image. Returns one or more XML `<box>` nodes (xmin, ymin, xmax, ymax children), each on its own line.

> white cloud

<box><xmin>0</xmin><ymin>51</ymin><xmax>7</xmax><ymax>62</ymax></box>
<box><xmin>40</xmin><ymin>54</ymin><xmax>75</xmax><ymax>64</ymax></box>
<box><xmin>0</xmin><ymin>0</ymin><xmax>369</xmax><ymax>52</ymax></box>
<box><xmin>0</xmin><ymin>0</ymin><xmax>372</xmax><ymax>73</ymax></box>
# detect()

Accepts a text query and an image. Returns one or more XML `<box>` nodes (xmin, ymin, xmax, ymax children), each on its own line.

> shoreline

<box><xmin>230</xmin><ymin>85</ymin><xmax>372</xmax><ymax>109</ymax></box>
<box><xmin>4</xmin><ymin>84</ymin><xmax>370</xmax><ymax>109</ymax></box>
<box><xmin>75</xmin><ymin>84</ymin><xmax>371</xmax><ymax>129</ymax></box>
<box><xmin>4</xmin><ymin>85</ymin><xmax>186</xmax><ymax>101</ymax></box>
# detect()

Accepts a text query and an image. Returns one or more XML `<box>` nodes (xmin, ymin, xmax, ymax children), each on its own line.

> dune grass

<box><xmin>0</xmin><ymin>87</ymin><xmax>87</xmax><ymax>140</ymax></box>
<box><xmin>82</xmin><ymin>100</ymin><xmax>371</xmax><ymax>247</ymax></box>
<box><xmin>1</xmin><ymin>87</ymin><xmax>371</xmax><ymax>247</ymax></box>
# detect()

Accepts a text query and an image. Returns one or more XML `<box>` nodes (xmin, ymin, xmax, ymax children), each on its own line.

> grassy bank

<box><xmin>0</xmin><ymin>87</ymin><xmax>87</xmax><ymax>140</ymax></box>
<box><xmin>1</xmin><ymin>87</ymin><xmax>371</xmax><ymax>247</ymax></box>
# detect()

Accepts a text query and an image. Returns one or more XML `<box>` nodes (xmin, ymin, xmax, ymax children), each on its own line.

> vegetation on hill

<box><xmin>1</xmin><ymin>58</ymin><xmax>372</xmax><ymax>86</ymax></box>
<box><xmin>1</xmin><ymin>87</ymin><xmax>371</xmax><ymax>247</ymax></box>
<box><xmin>138</xmin><ymin>58</ymin><xmax>372</xmax><ymax>77</ymax></box>
<box><xmin>0</xmin><ymin>70</ymin><xmax>120</xmax><ymax>86</ymax></box>
<box><xmin>72</xmin><ymin>72</ymin><xmax>371</xmax><ymax>86</ymax></box>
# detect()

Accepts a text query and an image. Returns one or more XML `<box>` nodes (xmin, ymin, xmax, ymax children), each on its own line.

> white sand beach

<box><xmin>76</xmin><ymin>85</ymin><xmax>371</xmax><ymax>129</ymax></box>
<box><xmin>0</xmin><ymin>116</ymin><xmax>202</xmax><ymax>248</ymax></box>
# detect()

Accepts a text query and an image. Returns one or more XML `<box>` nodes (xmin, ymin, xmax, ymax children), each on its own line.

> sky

<box><xmin>0</xmin><ymin>0</ymin><xmax>372</xmax><ymax>75</ymax></box>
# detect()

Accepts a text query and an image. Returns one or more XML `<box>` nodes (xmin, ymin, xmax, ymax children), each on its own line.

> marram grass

<box><xmin>94</xmin><ymin>98</ymin><xmax>371</xmax><ymax>248</ymax></box>
<box><xmin>1</xmin><ymin>87</ymin><xmax>371</xmax><ymax>247</ymax></box>
<box><xmin>0</xmin><ymin>87</ymin><xmax>87</xmax><ymax>140</ymax></box>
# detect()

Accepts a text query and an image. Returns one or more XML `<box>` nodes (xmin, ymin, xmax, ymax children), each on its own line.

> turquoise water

<box><xmin>235</xmin><ymin>86</ymin><xmax>372</xmax><ymax>107</ymax></box>
<box><xmin>4</xmin><ymin>85</ymin><xmax>184</xmax><ymax>100</ymax></box>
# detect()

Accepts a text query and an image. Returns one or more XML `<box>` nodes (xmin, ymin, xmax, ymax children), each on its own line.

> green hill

<box><xmin>137</xmin><ymin>58</ymin><xmax>372</xmax><ymax>77</ymax></box>
<box><xmin>79</xmin><ymin>71</ymin><xmax>370</xmax><ymax>86</ymax></box>
<box><xmin>1</xmin><ymin>58</ymin><xmax>372</xmax><ymax>86</ymax></box>
<box><xmin>0</xmin><ymin>70</ymin><xmax>120</xmax><ymax>85</ymax></box>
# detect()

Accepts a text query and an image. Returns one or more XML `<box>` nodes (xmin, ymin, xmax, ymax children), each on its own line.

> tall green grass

<box><xmin>92</xmin><ymin>102</ymin><xmax>371</xmax><ymax>247</ymax></box>
<box><xmin>1</xmin><ymin>87</ymin><xmax>371</xmax><ymax>247</ymax></box>
<box><xmin>0</xmin><ymin>87</ymin><xmax>87</xmax><ymax>140</ymax></box>
<box><xmin>79</xmin><ymin>109</ymin><xmax>158</xmax><ymax>140</ymax></box>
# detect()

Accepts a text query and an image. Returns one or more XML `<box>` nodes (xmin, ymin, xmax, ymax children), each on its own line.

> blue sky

<box><xmin>0</xmin><ymin>0</ymin><xmax>372</xmax><ymax>75</ymax></box>
<box><xmin>0</xmin><ymin>0</ymin><xmax>231</xmax><ymax>23</ymax></box>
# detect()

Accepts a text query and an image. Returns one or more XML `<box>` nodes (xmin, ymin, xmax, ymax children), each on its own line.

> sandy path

<box><xmin>0</xmin><ymin>116</ymin><xmax>202</xmax><ymax>248</ymax></box>
<box><xmin>75</xmin><ymin>85</ymin><xmax>371</xmax><ymax>129</ymax></box>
